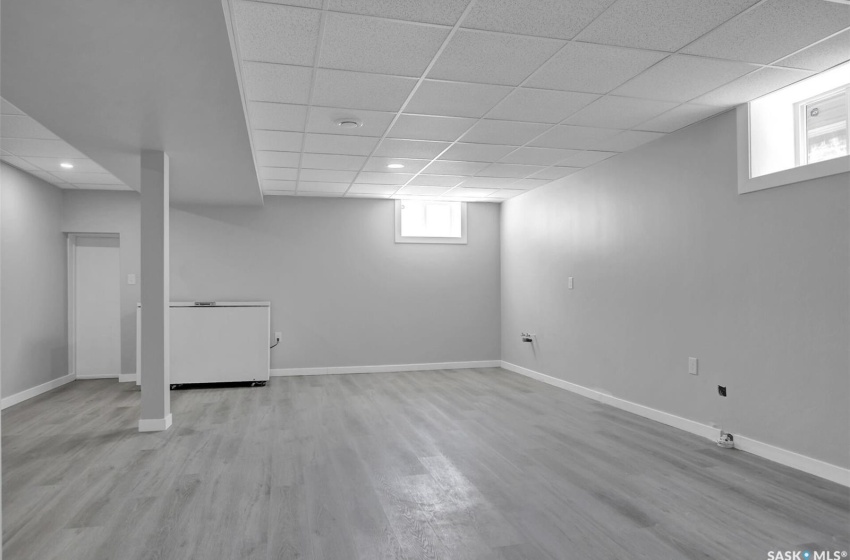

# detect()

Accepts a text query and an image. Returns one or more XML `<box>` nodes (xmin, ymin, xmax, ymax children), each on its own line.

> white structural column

<box><xmin>139</xmin><ymin>150</ymin><xmax>172</xmax><ymax>432</ymax></box>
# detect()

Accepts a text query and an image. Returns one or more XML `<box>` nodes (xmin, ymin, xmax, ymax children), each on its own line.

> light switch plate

<box><xmin>127</xmin><ymin>274</ymin><xmax>136</xmax><ymax>285</ymax></box>
<box><xmin>688</xmin><ymin>357</ymin><xmax>698</xmax><ymax>375</ymax></box>
<box><xmin>568</xmin><ymin>276</ymin><xmax>574</xmax><ymax>289</ymax></box>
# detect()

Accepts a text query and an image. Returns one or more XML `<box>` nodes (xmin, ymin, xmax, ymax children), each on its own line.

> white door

<box><xmin>73</xmin><ymin>235</ymin><xmax>121</xmax><ymax>378</ymax></box>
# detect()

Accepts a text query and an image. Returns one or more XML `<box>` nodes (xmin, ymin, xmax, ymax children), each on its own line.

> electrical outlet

<box><xmin>568</xmin><ymin>276</ymin><xmax>574</xmax><ymax>290</ymax></box>
<box><xmin>688</xmin><ymin>357</ymin><xmax>698</xmax><ymax>375</ymax></box>
<box><xmin>127</xmin><ymin>273</ymin><xmax>136</xmax><ymax>285</ymax></box>
<box><xmin>274</xmin><ymin>332</ymin><xmax>282</xmax><ymax>340</ymax></box>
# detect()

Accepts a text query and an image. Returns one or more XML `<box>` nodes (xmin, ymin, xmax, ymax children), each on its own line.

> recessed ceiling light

<box><xmin>387</xmin><ymin>163</ymin><xmax>405</xmax><ymax>169</ymax></box>
<box><xmin>60</xmin><ymin>162</ymin><xmax>74</xmax><ymax>169</ymax></box>
<box><xmin>335</xmin><ymin>118</ymin><xmax>362</xmax><ymax>129</ymax></box>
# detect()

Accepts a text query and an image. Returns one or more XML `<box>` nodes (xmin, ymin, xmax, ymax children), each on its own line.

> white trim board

<box><xmin>139</xmin><ymin>414</ymin><xmax>172</xmax><ymax>432</ymax></box>
<box><xmin>118</xmin><ymin>373</ymin><xmax>137</xmax><ymax>383</ymax></box>
<box><xmin>501</xmin><ymin>361</ymin><xmax>850</xmax><ymax>488</ymax></box>
<box><xmin>75</xmin><ymin>374</ymin><xmax>119</xmax><ymax>380</ymax></box>
<box><xmin>1</xmin><ymin>374</ymin><xmax>75</xmax><ymax>410</ymax></box>
<box><xmin>271</xmin><ymin>360</ymin><xmax>501</xmax><ymax>377</ymax></box>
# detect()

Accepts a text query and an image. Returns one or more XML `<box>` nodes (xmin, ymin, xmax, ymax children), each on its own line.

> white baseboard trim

<box><xmin>139</xmin><ymin>414</ymin><xmax>172</xmax><ymax>432</ymax></box>
<box><xmin>1</xmin><ymin>373</ymin><xmax>76</xmax><ymax>410</ymax></box>
<box><xmin>76</xmin><ymin>374</ymin><xmax>119</xmax><ymax>380</ymax></box>
<box><xmin>118</xmin><ymin>373</ymin><xmax>137</xmax><ymax>383</ymax></box>
<box><xmin>271</xmin><ymin>360</ymin><xmax>501</xmax><ymax>377</ymax></box>
<box><xmin>501</xmin><ymin>361</ymin><xmax>850</xmax><ymax>488</ymax></box>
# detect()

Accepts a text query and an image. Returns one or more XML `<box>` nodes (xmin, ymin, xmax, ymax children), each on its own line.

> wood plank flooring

<box><xmin>3</xmin><ymin>368</ymin><xmax>849</xmax><ymax>560</ymax></box>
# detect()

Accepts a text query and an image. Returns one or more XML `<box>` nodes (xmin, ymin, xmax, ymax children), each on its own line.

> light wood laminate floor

<box><xmin>3</xmin><ymin>368</ymin><xmax>849</xmax><ymax>560</ymax></box>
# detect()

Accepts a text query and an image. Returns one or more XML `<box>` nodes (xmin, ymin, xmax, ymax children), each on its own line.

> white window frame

<box><xmin>794</xmin><ymin>86</ymin><xmax>849</xmax><ymax>167</ymax></box>
<box><xmin>394</xmin><ymin>199</ymin><xmax>468</xmax><ymax>245</ymax></box>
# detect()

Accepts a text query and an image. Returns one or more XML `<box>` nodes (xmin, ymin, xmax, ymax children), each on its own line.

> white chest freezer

<box><xmin>136</xmin><ymin>302</ymin><xmax>270</xmax><ymax>386</ymax></box>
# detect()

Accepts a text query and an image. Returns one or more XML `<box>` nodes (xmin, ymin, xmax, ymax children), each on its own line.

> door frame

<box><xmin>67</xmin><ymin>232</ymin><xmax>120</xmax><ymax>379</ymax></box>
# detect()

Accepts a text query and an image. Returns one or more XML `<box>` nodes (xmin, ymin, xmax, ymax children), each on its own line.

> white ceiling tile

<box><xmin>354</xmin><ymin>172</ymin><xmax>415</xmax><ymax>185</ymax></box>
<box><xmin>557</xmin><ymin>150</ymin><xmax>618</xmax><ymax>167</ymax></box>
<box><xmin>428</xmin><ymin>29</ymin><xmax>564</xmax><ymax>86</ymax></box>
<box><xmin>397</xmin><ymin>185</ymin><xmax>452</xmax><ymax>196</ymax></box>
<box><xmin>1</xmin><ymin>138</ymin><xmax>86</xmax><ymax>158</ymax></box>
<box><xmin>297</xmin><ymin>191</ymin><xmax>343</xmax><ymax>197</ymax></box>
<box><xmin>478</xmin><ymin>163</ymin><xmax>544</xmax><ymax>178</ymax></box>
<box><xmin>243</xmin><ymin>62</ymin><xmax>313</xmax><ymax>104</ymax></box>
<box><xmin>458</xmin><ymin>177</ymin><xmax>517</xmax><ymax>188</ymax></box>
<box><xmin>257</xmin><ymin>150</ymin><xmax>302</xmax><ymax>167</ymax></box>
<box><xmin>405</xmin><ymin>80</ymin><xmax>512</xmax><ymax>118</ymax></box>
<box><xmin>634</xmin><ymin>104</ymin><xmax>728</xmax><ymax>133</ymax></box>
<box><xmin>529</xmin><ymin>124</ymin><xmax>621</xmax><ymax>150</ymax></box>
<box><xmin>510</xmin><ymin>178</ymin><xmax>550</xmax><ymax>189</ymax></box>
<box><xmin>298</xmin><ymin>181</ymin><xmax>349</xmax><ymax>193</ymax></box>
<box><xmin>576</xmin><ymin>0</ymin><xmax>759</xmax><ymax>52</ymax></box>
<box><xmin>263</xmin><ymin>179</ymin><xmax>297</xmax><ymax>191</ymax></box>
<box><xmin>29</xmin><ymin>170</ymin><xmax>68</xmax><ymax>185</ymax></box>
<box><xmin>363</xmin><ymin>157</ymin><xmax>431</xmax><ymax>173</ymax></box>
<box><xmin>690</xmin><ymin>67</ymin><xmax>815</xmax><ymax>106</ymax></box>
<box><xmin>422</xmin><ymin>160</ymin><xmax>488</xmax><ymax>175</ymax></box>
<box><xmin>499</xmin><ymin>147</ymin><xmax>580</xmax><ymax>166</ymax></box>
<box><xmin>0</xmin><ymin>154</ymin><xmax>39</xmax><ymax>171</ymax></box>
<box><xmin>326</xmin><ymin>0</ymin><xmax>469</xmax><ymax>25</ymax></box>
<box><xmin>312</xmin><ymin>69</ymin><xmax>417</xmax><ymax>112</ymax></box>
<box><xmin>306</xmin><ymin>107</ymin><xmax>394</xmax><ymax>137</ymax></box>
<box><xmin>777</xmin><ymin>29</ymin><xmax>850</xmax><ymax>71</ymax></box>
<box><xmin>52</xmin><ymin>171</ymin><xmax>122</xmax><ymax>184</ymax></box>
<box><xmin>461</xmin><ymin>120</ymin><xmax>550</xmax><ymax>145</ymax></box>
<box><xmin>592</xmin><ymin>130</ymin><xmax>666</xmax><ymax>152</ymax></box>
<box><xmin>234</xmin><ymin>1</ymin><xmax>320</xmax><ymax>66</ymax></box>
<box><xmin>299</xmin><ymin>169</ymin><xmax>357</xmax><ymax>182</ymax></box>
<box><xmin>530</xmin><ymin>166</ymin><xmax>582</xmax><ymax>180</ymax></box>
<box><xmin>0</xmin><ymin>115</ymin><xmax>58</xmax><ymax>139</ymax></box>
<box><xmin>253</xmin><ymin>130</ymin><xmax>303</xmax><ymax>151</ymax></box>
<box><xmin>612</xmin><ymin>55</ymin><xmax>757</xmax><ymax>102</ymax></box>
<box><xmin>486</xmin><ymin>89</ymin><xmax>599</xmax><ymax>123</ymax></box>
<box><xmin>22</xmin><ymin>157</ymin><xmax>107</xmax><ymax>173</ymax></box>
<box><xmin>439</xmin><ymin>143</ymin><xmax>517</xmax><ymax>162</ymax></box>
<box><xmin>346</xmin><ymin>193</ymin><xmax>392</xmax><ymax>199</ymax></box>
<box><xmin>407</xmin><ymin>174</ymin><xmax>466</xmax><ymax>187</ymax></box>
<box><xmin>463</xmin><ymin>0</ymin><xmax>617</xmax><ymax>39</ymax></box>
<box><xmin>264</xmin><ymin>190</ymin><xmax>298</xmax><ymax>196</ymax></box>
<box><xmin>260</xmin><ymin>166</ymin><xmax>298</xmax><ymax>180</ymax></box>
<box><xmin>251</xmin><ymin>0</ymin><xmax>323</xmax><ymax>10</ymax></box>
<box><xmin>303</xmin><ymin>133</ymin><xmax>378</xmax><ymax>155</ymax></box>
<box><xmin>72</xmin><ymin>184</ymin><xmax>130</xmax><ymax>191</ymax></box>
<box><xmin>488</xmin><ymin>189</ymin><xmax>527</xmax><ymax>199</ymax></box>
<box><xmin>682</xmin><ymin>0</ymin><xmax>850</xmax><ymax>64</ymax></box>
<box><xmin>348</xmin><ymin>184</ymin><xmax>399</xmax><ymax>195</ymax></box>
<box><xmin>249</xmin><ymin>102</ymin><xmax>308</xmax><ymax>131</ymax></box>
<box><xmin>564</xmin><ymin>96</ymin><xmax>678</xmax><ymax>129</ymax></box>
<box><xmin>445</xmin><ymin>187</ymin><xmax>498</xmax><ymax>197</ymax></box>
<box><xmin>526</xmin><ymin>42</ymin><xmax>667</xmax><ymax>94</ymax></box>
<box><xmin>0</xmin><ymin>98</ymin><xmax>24</xmax><ymax>115</ymax></box>
<box><xmin>320</xmin><ymin>13</ymin><xmax>449</xmax><ymax>77</ymax></box>
<box><xmin>389</xmin><ymin>114</ymin><xmax>476</xmax><ymax>141</ymax></box>
<box><xmin>373</xmin><ymin>139</ymin><xmax>450</xmax><ymax>159</ymax></box>
<box><xmin>302</xmin><ymin>153</ymin><xmax>366</xmax><ymax>170</ymax></box>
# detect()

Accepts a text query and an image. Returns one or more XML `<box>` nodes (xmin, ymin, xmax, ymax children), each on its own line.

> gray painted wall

<box><xmin>0</xmin><ymin>162</ymin><xmax>68</xmax><ymax>396</ymax></box>
<box><xmin>501</xmin><ymin>110</ymin><xmax>850</xmax><ymax>469</ymax></box>
<box><xmin>170</xmin><ymin>198</ymin><xmax>501</xmax><ymax>368</ymax></box>
<box><xmin>62</xmin><ymin>190</ymin><xmax>141</xmax><ymax>376</ymax></box>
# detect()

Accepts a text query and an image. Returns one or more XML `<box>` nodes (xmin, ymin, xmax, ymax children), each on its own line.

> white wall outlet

<box><xmin>127</xmin><ymin>273</ymin><xmax>136</xmax><ymax>285</ymax></box>
<box><xmin>688</xmin><ymin>357</ymin><xmax>698</xmax><ymax>375</ymax></box>
<box><xmin>274</xmin><ymin>332</ymin><xmax>282</xmax><ymax>340</ymax></box>
<box><xmin>568</xmin><ymin>276</ymin><xmax>574</xmax><ymax>289</ymax></box>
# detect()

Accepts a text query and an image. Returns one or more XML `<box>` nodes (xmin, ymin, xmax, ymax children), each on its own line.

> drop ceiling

<box><xmin>225</xmin><ymin>0</ymin><xmax>849</xmax><ymax>202</ymax></box>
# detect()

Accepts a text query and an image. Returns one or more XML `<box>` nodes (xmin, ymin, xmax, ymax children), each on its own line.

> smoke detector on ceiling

<box><xmin>335</xmin><ymin>118</ymin><xmax>362</xmax><ymax>129</ymax></box>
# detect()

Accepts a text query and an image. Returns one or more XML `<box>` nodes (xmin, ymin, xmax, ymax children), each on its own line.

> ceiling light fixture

<box><xmin>387</xmin><ymin>163</ymin><xmax>405</xmax><ymax>169</ymax></box>
<box><xmin>60</xmin><ymin>162</ymin><xmax>74</xmax><ymax>169</ymax></box>
<box><xmin>335</xmin><ymin>118</ymin><xmax>362</xmax><ymax>129</ymax></box>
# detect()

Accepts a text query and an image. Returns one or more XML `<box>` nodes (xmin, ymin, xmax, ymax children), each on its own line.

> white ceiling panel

<box><xmin>564</xmin><ymin>96</ymin><xmax>678</xmax><ymax>129</ymax></box>
<box><xmin>405</xmin><ymin>80</ymin><xmax>513</xmax><ymax>118</ymax></box>
<box><xmin>682</xmin><ymin>0</ymin><xmax>850</xmax><ymax>64</ymax></box>
<box><xmin>396</xmin><ymin>185</ymin><xmax>452</xmax><ymax>196</ymax></box>
<box><xmin>263</xmin><ymin>190</ymin><xmax>297</xmax><ymax>196</ymax></box>
<box><xmin>347</xmin><ymin>184</ymin><xmax>399</xmax><ymax>195</ymax></box>
<box><xmin>486</xmin><ymin>88</ymin><xmax>599</xmax><ymax>124</ymax></box>
<box><xmin>0</xmin><ymin>138</ymin><xmax>87</xmax><ymax>158</ymax></box>
<box><xmin>242</xmin><ymin>62</ymin><xmax>313</xmax><ymax>104</ymax></box>
<box><xmin>478</xmin><ymin>163</ymin><xmax>544</xmax><ymax>178</ymax></box>
<box><xmin>777</xmin><ymin>29</ymin><xmax>850</xmax><ymax>71</ymax></box>
<box><xmin>302</xmin><ymin>153</ymin><xmax>366</xmax><ymax>170</ymax></box>
<box><xmin>306</xmin><ymin>107</ymin><xmax>395</xmax><ymax>137</ymax></box>
<box><xmin>354</xmin><ymin>172</ymin><xmax>415</xmax><ymax>185</ymax></box>
<box><xmin>363</xmin><ymin>157</ymin><xmax>431</xmax><ymax>173</ymax></box>
<box><xmin>263</xmin><ymin>179</ymin><xmax>297</xmax><ymax>191</ymax></box>
<box><xmin>422</xmin><ymin>160</ymin><xmax>488</xmax><ymax>175</ymax></box>
<box><xmin>635</xmin><ymin>104</ymin><xmax>728</xmax><ymax>133</ymax></box>
<box><xmin>253</xmin><ymin>130</ymin><xmax>303</xmax><ymax>152</ymax></box>
<box><xmin>510</xmin><ymin>178</ymin><xmax>551</xmax><ymax>189</ymax></box>
<box><xmin>297</xmin><ymin>181</ymin><xmax>349</xmax><ymax>193</ymax></box>
<box><xmin>373</xmin><ymin>139</ymin><xmax>450</xmax><ymax>159</ymax></box>
<box><xmin>558</xmin><ymin>150</ymin><xmax>618</xmax><ymax>168</ymax></box>
<box><xmin>530</xmin><ymin>124</ymin><xmax>622</xmax><ymax>150</ymax></box>
<box><xmin>233</xmin><ymin>1</ymin><xmax>320</xmax><ymax>66</ymax></box>
<box><xmin>320</xmin><ymin>13</ymin><xmax>449</xmax><ymax>77</ymax></box>
<box><xmin>312</xmin><ymin>69</ymin><xmax>417</xmax><ymax>112</ymax></box>
<box><xmin>526</xmin><ymin>42</ymin><xmax>667</xmax><ymax>94</ymax></box>
<box><xmin>691</xmin><ymin>67</ymin><xmax>814</xmax><ymax>106</ymax></box>
<box><xmin>29</xmin><ymin>170</ymin><xmax>69</xmax><ymax>186</ymax></box>
<box><xmin>297</xmin><ymin>191</ymin><xmax>343</xmax><ymax>197</ymax></box>
<box><xmin>0</xmin><ymin>99</ymin><xmax>24</xmax><ymax>114</ymax></box>
<box><xmin>499</xmin><ymin>147</ymin><xmax>581</xmax><ymax>166</ymax></box>
<box><xmin>444</xmin><ymin>187</ymin><xmax>498</xmax><ymax>197</ymax></box>
<box><xmin>439</xmin><ymin>143</ymin><xmax>517</xmax><ymax>162</ymax></box>
<box><xmin>1</xmin><ymin>154</ymin><xmax>39</xmax><ymax>170</ymax></box>
<box><xmin>458</xmin><ymin>177</ymin><xmax>517</xmax><ymax>188</ymax></box>
<box><xmin>461</xmin><ymin>120</ymin><xmax>550</xmax><ymax>145</ymax></box>
<box><xmin>299</xmin><ymin>169</ymin><xmax>357</xmax><ymax>182</ymax></box>
<box><xmin>260</xmin><ymin>166</ymin><xmax>298</xmax><ymax>181</ymax></box>
<box><xmin>428</xmin><ymin>29</ymin><xmax>565</xmax><ymax>86</ymax></box>
<box><xmin>407</xmin><ymin>174</ymin><xmax>466</xmax><ymax>187</ymax></box>
<box><xmin>346</xmin><ymin>193</ymin><xmax>391</xmax><ymax>198</ymax></box>
<box><xmin>52</xmin><ymin>171</ymin><xmax>122</xmax><ymax>184</ymax></box>
<box><xmin>530</xmin><ymin>166</ymin><xmax>581</xmax><ymax>180</ymax></box>
<box><xmin>326</xmin><ymin>0</ymin><xmax>469</xmax><ymax>25</ymax></box>
<box><xmin>463</xmin><ymin>0</ymin><xmax>617</xmax><ymax>40</ymax></box>
<box><xmin>488</xmin><ymin>189</ymin><xmax>526</xmax><ymax>199</ymax></box>
<box><xmin>0</xmin><ymin>115</ymin><xmax>58</xmax><ymax>139</ymax></box>
<box><xmin>249</xmin><ymin>102</ymin><xmax>308</xmax><ymax>131</ymax></box>
<box><xmin>612</xmin><ymin>55</ymin><xmax>757</xmax><ymax>102</ymax></box>
<box><xmin>592</xmin><ymin>130</ymin><xmax>666</xmax><ymax>152</ymax></box>
<box><xmin>576</xmin><ymin>0</ymin><xmax>759</xmax><ymax>52</ymax></box>
<box><xmin>22</xmin><ymin>157</ymin><xmax>108</xmax><ymax>173</ymax></box>
<box><xmin>389</xmin><ymin>114</ymin><xmax>476</xmax><ymax>141</ymax></box>
<box><xmin>303</xmin><ymin>133</ymin><xmax>378</xmax><ymax>155</ymax></box>
<box><xmin>257</xmin><ymin>150</ymin><xmax>302</xmax><ymax>167</ymax></box>
<box><xmin>73</xmin><ymin>184</ymin><xmax>131</xmax><ymax>191</ymax></box>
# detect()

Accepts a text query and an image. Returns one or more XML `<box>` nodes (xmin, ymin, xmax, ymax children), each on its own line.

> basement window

<box><xmin>395</xmin><ymin>199</ymin><xmax>467</xmax><ymax>244</ymax></box>
<box><xmin>797</xmin><ymin>87</ymin><xmax>849</xmax><ymax>165</ymax></box>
